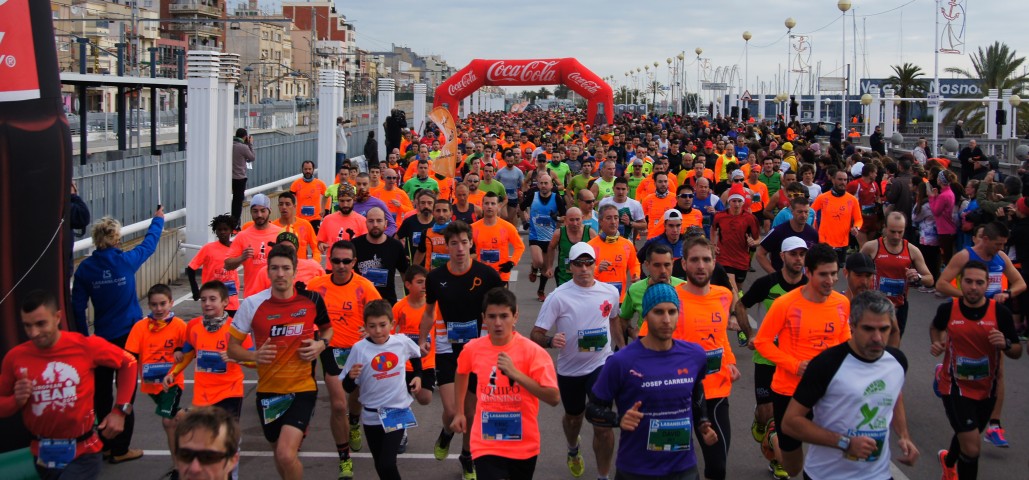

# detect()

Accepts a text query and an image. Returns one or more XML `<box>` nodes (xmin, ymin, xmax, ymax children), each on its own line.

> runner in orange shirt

<box><xmin>317</xmin><ymin>184</ymin><xmax>369</xmax><ymax>254</ymax></box>
<box><xmin>375</xmin><ymin>169</ymin><xmax>414</xmax><ymax>221</ymax></box>
<box><xmin>811</xmin><ymin>168</ymin><xmax>863</xmax><ymax>265</ymax></box>
<box><xmin>187</xmin><ymin>214</ymin><xmax>241</xmax><ymax>313</ymax></box>
<box><xmin>273</xmin><ymin>192</ymin><xmax>320</xmax><ymax>262</ymax></box>
<box><xmin>464</xmin><ymin>173</ymin><xmax>486</xmax><ymax>209</ymax></box>
<box><xmin>635</xmin><ymin>157</ymin><xmax>678</xmax><ymax>201</ymax></box>
<box><xmin>290</xmin><ymin>161</ymin><xmax>328</xmax><ymax>231</ymax></box>
<box><xmin>225</xmin><ymin>194</ymin><xmax>282</xmax><ymax>298</ymax></box>
<box><xmin>640</xmin><ymin>172</ymin><xmax>678</xmax><ymax>240</ymax></box>
<box><xmin>472</xmin><ymin>192</ymin><xmax>525</xmax><ymax>284</ymax></box>
<box><xmin>246</xmin><ymin>232</ymin><xmax>327</xmax><ymax>292</ymax></box>
<box><xmin>392</xmin><ymin>265</ymin><xmax>435</xmax><ymax>407</ymax></box>
<box><xmin>753</xmin><ymin>242</ymin><xmax>852</xmax><ymax>478</ymax></box>
<box><xmin>588</xmin><ymin>204</ymin><xmax>641</xmax><ymax>301</ymax></box>
<box><xmin>306</xmin><ymin>240</ymin><xmax>382</xmax><ymax>462</ymax></box>
<box><xmin>414</xmin><ymin>199</ymin><xmax>454</xmax><ymax>270</ymax></box>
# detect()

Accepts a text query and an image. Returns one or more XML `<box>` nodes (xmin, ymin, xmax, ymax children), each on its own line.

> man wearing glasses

<box><xmin>375</xmin><ymin>169</ymin><xmax>414</xmax><ymax>222</ymax></box>
<box><xmin>173</xmin><ymin>407</ymin><xmax>241</xmax><ymax>480</ymax></box>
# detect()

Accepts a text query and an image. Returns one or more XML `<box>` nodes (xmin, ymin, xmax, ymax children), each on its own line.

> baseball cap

<box><xmin>781</xmin><ymin>236</ymin><xmax>808</xmax><ymax>252</ymax></box>
<box><xmin>250</xmin><ymin>193</ymin><xmax>271</xmax><ymax>210</ymax></box>
<box><xmin>704</xmin><ymin>140</ymin><xmax>714</xmax><ymax>149</ymax></box>
<box><xmin>845</xmin><ymin>252</ymin><xmax>876</xmax><ymax>274</ymax></box>
<box><xmin>568</xmin><ymin>242</ymin><xmax>596</xmax><ymax>261</ymax></box>
<box><xmin>731</xmin><ymin>169</ymin><xmax>745</xmax><ymax>180</ymax></box>
<box><xmin>663</xmin><ymin>209</ymin><xmax>682</xmax><ymax>221</ymax></box>
<box><xmin>270</xmin><ymin>231</ymin><xmax>299</xmax><ymax>249</ymax></box>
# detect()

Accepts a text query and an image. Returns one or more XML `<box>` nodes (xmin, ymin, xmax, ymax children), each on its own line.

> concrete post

<box><xmin>757</xmin><ymin>90</ymin><xmax>766</xmax><ymax>121</ymax></box>
<box><xmin>413</xmin><ymin>84</ymin><xmax>427</xmax><ymax>135</ymax></box>
<box><xmin>987</xmin><ymin>89</ymin><xmax>999</xmax><ymax>140</ymax></box>
<box><xmin>317</xmin><ymin>69</ymin><xmax>339</xmax><ymax>183</ymax></box>
<box><xmin>215</xmin><ymin>54</ymin><xmax>239</xmax><ymax>219</ymax></box>
<box><xmin>869</xmin><ymin>85</ymin><xmax>881</xmax><ymax>136</ymax></box>
<box><xmin>813</xmin><ymin>91</ymin><xmax>822</xmax><ymax>124</ymax></box>
<box><xmin>185</xmin><ymin>51</ymin><xmax>222</xmax><ymax>247</ymax></box>
<box><xmin>1002</xmin><ymin>89</ymin><xmax>1013</xmax><ymax>139</ymax></box>
<box><xmin>462</xmin><ymin>96</ymin><xmax>471</xmax><ymax>119</ymax></box>
<box><xmin>883</xmin><ymin>87</ymin><xmax>896</xmax><ymax>139</ymax></box>
<box><xmin>472</xmin><ymin>91</ymin><xmax>481</xmax><ymax>114</ymax></box>
<box><xmin>377</xmin><ymin>78</ymin><xmax>395</xmax><ymax>160</ymax></box>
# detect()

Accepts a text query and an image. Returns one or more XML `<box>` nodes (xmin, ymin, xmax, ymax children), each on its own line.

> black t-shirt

<box><xmin>759</xmin><ymin>223</ymin><xmax>820</xmax><ymax>271</ymax></box>
<box><xmin>739</xmin><ymin>271</ymin><xmax>808</xmax><ymax>309</ymax></box>
<box><xmin>425</xmin><ymin>261</ymin><xmax>503</xmax><ymax>353</ymax></box>
<box><xmin>352</xmin><ymin>235</ymin><xmax>410</xmax><ymax>304</ymax></box>
<box><xmin>397</xmin><ymin>214</ymin><xmax>434</xmax><ymax>259</ymax></box>
<box><xmin>932</xmin><ymin>299</ymin><xmax>1018</xmax><ymax>341</ymax></box>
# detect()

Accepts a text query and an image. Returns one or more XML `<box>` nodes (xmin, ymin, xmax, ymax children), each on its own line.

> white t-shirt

<box><xmin>534</xmin><ymin>281</ymin><xmax>620</xmax><ymax>377</ymax></box>
<box><xmin>336</xmin><ymin>125</ymin><xmax>349</xmax><ymax>154</ymax></box>
<box><xmin>341</xmin><ymin>335</ymin><xmax>421</xmax><ymax>425</ymax></box>
<box><xmin>804</xmin><ymin>182</ymin><xmax>822</xmax><ymax>201</ymax></box>
<box><xmin>598</xmin><ymin>196</ymin><xmax>645</xmax><ymax>222</ymax></box>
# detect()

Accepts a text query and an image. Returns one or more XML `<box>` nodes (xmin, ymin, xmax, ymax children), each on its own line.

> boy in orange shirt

<box><xmin>124</xmin><ymin>284</ymin><xmax>188</xmax><ymax>459</ymax></box>
<box><xmin>392</xmin><ymin>266</ymin><xmax>435</xmax><ymax>407</ymax></box>
<box><xmin>472</xmin><ymin>192</ymin><xmax>525</xmax><ymax>284</ymax></box>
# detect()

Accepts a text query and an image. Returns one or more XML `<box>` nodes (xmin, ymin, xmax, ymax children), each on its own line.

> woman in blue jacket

<box><xmin>71</xmin><ymin>206</ymin><xmax>163</xmax><ymax>463</ymax></box>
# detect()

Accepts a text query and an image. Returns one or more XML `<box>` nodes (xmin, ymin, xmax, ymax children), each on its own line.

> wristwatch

<box><xmin>113</xmin><ymin>403</ymin><xmax>133</xmax><ymax>416</ymax></box>
<box><xmin>836</xmin><ymin>435</ymin><xmax>851</xmax><ymax>451</ymax></box>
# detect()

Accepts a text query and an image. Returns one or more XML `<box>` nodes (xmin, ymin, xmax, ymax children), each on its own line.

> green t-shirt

<box><xmin>620</xmin><ymin>277</ymin><xmax>687</xmax><ymax>328</ymax></box>
<box><xmin>402</xmin><ymin>176</ymin><xmax>440</xmax><ymax>200</ymax></box>
<box><xmin>568</xmin><ymin>174</ymin><xmax>593</xmax><ymax>199</ymax></box>
<box><xmin>546</xmin><ymin>162</ymin><xmax>571</xmax><ymax>190</ymax></box>
<box><xmin>478</xmin><ymin>179</ymin><xmax>507</xmax><ymax>201</ymax></box>
<box><xmin>627</xmin><ymin>175</ymin><xmax>645</xmax><ymax>200</ymax></box>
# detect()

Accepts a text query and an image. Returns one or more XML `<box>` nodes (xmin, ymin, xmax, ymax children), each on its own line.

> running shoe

<box><xmin>768</xmin><ymin>460</ymin><xmax>789</xmax><ymax>479</ymax></box>
<box><xmin>398</xmin><ymin>429</ymin><xmax>409</xmax><ymax>454</ymax></box>
<box><xmin>537</xmin><ymin>291</ymin><xmax>547</xmax><ymax>302</ymax></box>
<box><xmin>434</xmin><ymin>430</ymin><xmax>454</xmax><ymax>460</ymax></box>
<box><xmin>752</xmin><ymin>417</ymin><xmax>767</xmax><ymax>443</ymax></box>
<box><xmin>567</xmin><ymin>436</ymin><xmax>584</xmax><ymax>477</ymax></box>
<box><xmin>349</xmin><ymin>424</ymin><xmax>363</xmax><ymax>452</ymax></box>
<box><xmin>338</xmin><ymin>458</ymin><xmax>354</xmax><ymax>479</ymax></box>
<box><xmin>984</xmin><ymin>424</ymin><xmax>1010</xmax><ymax>448</ymax></box>
<box><xmin>108</xmin><ymin>449</ymin><xmax>144</xmax><ymax>464</ymax></box>
<box><xmin>460</xmin><ymin>453</ymin><xmax>476</xmax><ymax>480</ymax></box>
<box><xmin>938</xmin><ymin>449</ymin><xmax>957</xmax><ymax>480</ymax></box>
<box><xmin>932</xmin><ymin>363</ymin><xmax>943</xmax><ymax>398</ymax></box>
<box><xmin>529</xmin><ymin>268</ymin><xmax>539</xmax><ymax>282</ymax></box>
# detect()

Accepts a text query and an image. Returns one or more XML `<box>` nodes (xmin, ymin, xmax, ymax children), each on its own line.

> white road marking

<box><xmin>142</xmin><ymin>450</ymin><xmax>457</xmax><ymax>460</ymax></box>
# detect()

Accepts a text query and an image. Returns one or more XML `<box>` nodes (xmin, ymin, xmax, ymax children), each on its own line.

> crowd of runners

<box><xmin>3</xmin><ymin>107</ymin><xmax>1029</xmax><ymax>480</ymax></box>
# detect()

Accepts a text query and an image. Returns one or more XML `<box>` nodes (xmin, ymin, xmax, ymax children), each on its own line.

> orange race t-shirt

<box><xmin>753</xmin><ymin>287</ymin><xmax>851</xmax><ymax>396</ymax></box>
<box><xmin>125</xmin><ymin>317</ymin><xmax>188</xmax><ymax>395</ymax></box>
<box><xmin>226</xmin><ymin>225</ymin><xmax>282</xmax><ymax>298</ymax></box>
<box><xmin>640</xmin><ymin>193</ymin><xmax>678</xmax><ymax>239</ymax></box>
<box><xmin>376</xmin><ymin>187</ymin><xmax>415</xmax><ymax>220</ymax></box>
<box><xmin>587</xmin><ymin>236</ymin><xmax>640</xmax><ymax>301</ymax></box>
<box><xmin>274</xmin><ymin>217</ymin><xmax>321</xmax><ymax>261</ymax></box>
<box><xmin>635</xmin><ymin>175</ymin><xmax>678</xmax><ymax>203</ymax></box>
<box><xmin>317</xmin><ymin>212</ymin><xmax>369</xmax><ymax>246</ymax></box>
<box><xmin>188</xmin><ymin>241</ymin><xmax>241</xmax><ymax>311</ymax></box>
<box><xmin>306</xmin><ymin>273</ymin><xmax>382</xmax><ymax>348</ymax></box>
<box><xmin>291</xmin><ymin>178</ymin><xmax>328</xmax><ymax>223</ymax></box>
<box><xmin>471</xmin><ymin>219</ymin><xmax>525</xmax><ymax>282</ymax></box>
<box><xmin>457</xmin><ymin>333</ymin><xmax>558</xmax><ymax>460</ymax></box>
<box><xmin>247</xmin><ymin>258</ymin><xmax>327</xmax><ymax>293</ymax></box>
<box><xmin>182</xmin><ymin>317</ymin><xmax>252</xmax><ymax>406</ymax></box>
<box><xmin>811</xmin><ymin>191</ymin><xmax>863</xmax><ymax>248</ymax></box>
<box><xmin>392</xmin><ymin>297</ymin><xmax>436</xmax><ymax>370</ymax></box>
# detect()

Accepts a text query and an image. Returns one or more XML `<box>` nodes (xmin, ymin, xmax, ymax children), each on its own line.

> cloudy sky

<box><xmin>285</xmin><ymin>0</ymin><xmax>1025</xmax><ymax>94</ymax></box>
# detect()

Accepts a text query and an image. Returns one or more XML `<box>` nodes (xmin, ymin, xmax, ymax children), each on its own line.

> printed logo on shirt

<box><xmin>600</xmin><ymin>300</ymin><xmax>613</xmax><ymax>318</ymax></box>
<box><xmin>269</xmin><ymin>323</ymin><xmax>304</xmax><ymax>338</ymax></box>
<box><xmin>481</xmin><ymin>366</ymin><xmax>521</xmax><ymax>399</ymax></box>
<box><xmin>371</xmin><ymin>352</ymin><xmax>400</xmax><ymax>372</ymax></box>
<box><xmin>30</xmin><ymin>362</ymin><xmax>81</xmax><ymax>416</ymax></box>
<box><xmin>290</xmin><ymin>309</ymin><xmax>308</xmax><ymax>318</ymax></box>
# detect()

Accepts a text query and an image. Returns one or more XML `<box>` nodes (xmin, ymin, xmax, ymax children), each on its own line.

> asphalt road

<box><xmin>102</xmin><ymin>242</ymin><xmax>1029</xmax><ymax>480</ymax></box>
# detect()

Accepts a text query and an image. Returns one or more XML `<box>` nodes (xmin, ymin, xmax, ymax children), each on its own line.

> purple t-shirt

<box><xmin>592</xmin><ymin>339</ymin><xmax>708</xmax><ymax>476</ymax></box>
<box><xmin>353</xmin><ymin>197</ymin><xmax>397</xmax><ymax>236</ymax></box>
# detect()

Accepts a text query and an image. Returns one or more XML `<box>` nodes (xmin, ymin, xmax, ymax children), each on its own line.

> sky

<box><xmin>273</xmin><ymin>0</ymin><xmax>1026</xmax><ymax>95</ymax></box>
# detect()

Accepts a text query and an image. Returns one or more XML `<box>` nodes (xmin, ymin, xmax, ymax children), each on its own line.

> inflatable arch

<box><xmin>433</xmin><ymin>58</ymin><xmax>614</xmax><ymax>125</ymax></box>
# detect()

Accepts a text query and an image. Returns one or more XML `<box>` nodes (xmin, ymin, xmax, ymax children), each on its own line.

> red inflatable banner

<box><xmin>433</xmin><ymin>58</ymin><xmax>614</xmax><ymax>125</ymax></box>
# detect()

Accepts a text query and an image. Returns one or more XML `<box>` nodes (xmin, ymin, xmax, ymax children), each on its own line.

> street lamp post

<box><xmin>695</xmin><ymin>47</ymin><xmax>703</xmax><ymax>115</ymax></box>
<box><xmin>677</xmin><ymin>53</ymin><xmax>685</xmax><ymax>115</ymax></box>
<box><xmin>743</xmin><ymin>31</ymin><xmax>752</xmax><ymax>120</ymax></box>
<box><xmin>243</xmin><ymin>65</ymin><xmax>253</xmax><ymax>129</ymax></box>
<box><xmin>1010</xmin><ymin>95</ymin><xmax>1022</xmax><ymax>138</ymax></box>
<box><xmin>785</xmin><ymin>18</ymin><xmax>796</xmax><ymax>120</ymax></box>
<box><xmin>667</xmin><ymin>58</ymin><xmax>673</xmax><ymax>114</ymax></box>
<box><xmin>838</xmin><ymin>0</ymin><xmax>852</xmax><ymax>138</ymax></box>
<box><xmin>653</xmin><ymin>61</ymin><xmax>660</xmax><ymax>110</ymax></box>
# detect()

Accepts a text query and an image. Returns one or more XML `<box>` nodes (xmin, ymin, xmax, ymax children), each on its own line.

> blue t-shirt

<box><xmin>692</xmin><ymin>194</ymin><xmax>725</xmax><ymax>237</ymax></box>
<box><xmin>772</xmin><ymin>208</ymin><xmax>816</xmax><ymax>228</ymax></box>
<box><xmin>592</xmin><ymin>340</ymin><xmax>708</xmax><ymax>477</ymax></box>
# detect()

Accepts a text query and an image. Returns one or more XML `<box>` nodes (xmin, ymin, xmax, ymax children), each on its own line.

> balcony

<box><xmin>168</xmin><ymin>1</ymin><xmax>221</xmax><ymax>18</ymax></box>
<box><xmin>167</xmin><ymin>22</ymin><xmax>221</xmax><ymax>37</ymax></box>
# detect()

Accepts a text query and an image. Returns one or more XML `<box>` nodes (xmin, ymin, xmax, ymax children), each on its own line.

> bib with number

<box><xmin>480</xmin><ymin>249</ymin><xmax>501</xmax><ymax>264</ymax></box>
<box><xmin>142</xmin><ymin>362</ymin><xmax>173</xmax><ymax>384</ymax></box>
<box><xmin>533</xmin><ymin>216</ymin><xmax>554</xmax><ymax>227</ymax></box>
<box><xmin>877</xmin><ymin>277</ymin><xmax>906</xmax><ymax>298</ymax></box>
<box><xmin>705</xmin><ymin>348</ymin><xmax>724</xmax><ymax>375</ymax></box>
<box><xmin>955</xmin><ymin>355</ymin><xmax>990</xmax><ymax>380</ymax></box>
<box><xmin>260</xmin><ymin>394</ymin><xmax>295</xmax><ymax>425</ymax></box>
<box><xmin>196</xmin><ymin>350</ymin><xmax>227</xmax><ymax>374</ymax></box>
<box><xmin>333</xmin><ymin>348</ymin><xmax>352</xmax><ymax>369</ymax></box>
<box><xmin>606</xmin><ymin>282</ymin><xmax>623</xmax><ymax>295</ymax></box>
<box><xmin>37</xmin><ymin>439</ymin><xmax>76</xmax><ymax>469</ymax></box>
<box><xmin>647</xmin><ymin>417</ymin><xmax>692</xmax><ymax>451</ymax></box>
<box><xmin>849</xmin><ymin>429</ymin><xmax>888</xmax><ymax>462</ymax></box>
<box><xmin>378</xmin><ymin>407</ymin><xmax>418</xmax><ymax>433</ymax></box>
<box><xmin>224</xmin><ymin>280</ymin><xmax>238</xmax><ymax>296</ymax></box>
<box><xmin>364</xmin><ymin>268</ymin><xmax>390</xmax><ymax>287</ymax></box>
<box><xmin>301</xmin><ymin>205</ymin><xmax>316</xmax><ymax>217</ymax></box>
<box><xmin>481</xmin><ymin>411</ymin><xmax>523</xmax><ymax>441</ymax></box>
<box><xmin>412</xmin><ymin>231</ymin><xmax>423</xmax><ymax>246</ymax></box>
<box><xmin>447</xmin><ymin>321</ymin><xmax>478</xmax><ymax>344</ymax></box>
<box><xmin>577</xmin><ymin>327</ymin><xmax>609</xmax><ymax>352</ymax></box>
<box><xmin>430</xmin><ymin>253</ymin><xmax>450</xmax><ymax>269</ymax></box>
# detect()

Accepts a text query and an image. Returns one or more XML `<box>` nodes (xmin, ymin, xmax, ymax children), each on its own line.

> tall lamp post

<box><xmin>243</xmin><ymin>65</ymin><xmax>253</xmax><ymax>127</ymax></box>
<box><xmin>677</xmin><ymin>53</ymin><xmax>685</xmax><ymax>115</ymax></box>
<box><xmin>695</xmin><ymin>47</ymin><xmax>703</xmax><ymax>115</ymax></box>
<box><xmin>785</xmin><ymin>18</ymin><xmax>796</xmax><ymax>120</ymax></box>
<box><xmin>667</xmin><ymin>57</ymin><xmax>673</xmax><ymax>113</ymax></box>
<box><xmin>838</xmin><ymin>0</ymin><xmax>852</xmax><ymax>137</ymax></box>
<box><xmin>1010</xmin><ymin>95</ymin><xmax>1022</xmax><ymax>138</ymax></box>
<box><xmin>653</xmin><ymin>61</ymin><xmax>660</xmax><ymax>110</ymax></box>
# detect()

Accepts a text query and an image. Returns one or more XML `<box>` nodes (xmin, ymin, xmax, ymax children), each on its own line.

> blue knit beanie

<box><xmin>642</xmin><ymin>283</ymin><xmax>680</xmax><ymax>317</ymax></box>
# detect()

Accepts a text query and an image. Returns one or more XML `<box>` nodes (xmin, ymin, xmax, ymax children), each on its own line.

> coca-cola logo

<box><xmin>447</xmin><ymin>70</ymin><xmax>478</xmax><ymax>96</ymax></box>
<box><xmin>486</xmin><ymin>60</ymin><xmax>559</xmax><ymax>83</ymax></box>
<box><xmin>567</xmin><ymin>72</ymin><xmax>601</xmax><ymax>95</ymax></box>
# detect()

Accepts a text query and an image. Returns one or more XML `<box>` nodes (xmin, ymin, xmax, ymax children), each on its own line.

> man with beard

<box><xmin>375</xmin><ymin>168</ymin><xmax>413</xmax><ymax>221</ymax></box>
<box><xmin>712</xmin><ymin>185</ymin><xmax>760</xmax><ymax>285</ymax></box>
<box><xmin>523</xmin><ymin>174</ymin><xmax>567</xmax><ymax>301</ymax></box>
<box><xmin>757</xmin><ymin>196</ymin><xmax>819</xmax><ymax>273</ymax></box>
<box><xmin>353</xmin><ymin>207</ymin><xmax>410</xmax><ymax>304</ymax></box>
<box><xmin>543</xmin><ymin>207</ymin><xmax>596</xmax><ymax>288</ymax></box>
<box><xmin>352</xmin><ymin>174</ymin><xmax>397</xmax><ymax>237</ymax></box>
<box><xmin>811</xmin><ymin>168</ymin><xmax>862</xmax><ymax>266</ymax></box>
<box><xmin>290</xmin><ymin>160</ymin><xmax>328</xmax><ymax>232</ymax></box>
<box><xmin>635</xmin><ymin>157</ymin><xmax>678</xmax><ymax>202</ymax></box>
<box><xmin>397</xmin><ymin>189</ymin><xmax>437</xmax><ymax>262</ymax></box>
<box><xmin>414</xmin><ymin>199</ymin><xmax>455</xmax><ymax>271</ymax></box>
<box><xmin>588</xmin><ymin>204</ymin><xmax>641</xmax><ymax>303</ymax></box>
<box><xmin>859</xmin><ymin>213</ymin><xmax>935</xmax><ymax>339</ymax></box>
<box><xmin>620</xmin><ymin>244</ymin><xmax>684</xmax><ymax>339</ymax></box>
<box><xmin>317</xmin><ymin>184</ymin><xmax>369</xmax><ymax>253</ymax></box>
<box><xmin>640</xmin><ymin>172</ymin><xmax>678</xmax><ymax>241</ymax></box>
<box><xmin>225</xmin><ymin>194</ymin><xmax>282</xmax><ymax>298</ymax></box>
<box><xmin>754</xmin><ymin>243</ymin><xmax>852</xmax><ymax>479</ymax></box>
<box><xmin>472</xmin><ymin>192</ymin><xmax>524</xmax><ymax>285</ymax></box>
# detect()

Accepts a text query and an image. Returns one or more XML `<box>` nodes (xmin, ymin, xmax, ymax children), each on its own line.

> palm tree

<box><xmin>885</xmin><ymin>63</ymin><xmax>927</xmax><ymax>131</ymax></box>
<box><xmin>645</xmin><ymin>81</ymin><xmax>666</xmax><ymax>110</ymax></box>
<box><xmin>942</xmin><ymin>41</ymin><xmax>1029</xmax><ymax>135</ymax></box>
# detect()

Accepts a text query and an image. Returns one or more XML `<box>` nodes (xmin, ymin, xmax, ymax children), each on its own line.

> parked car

<box><xmin>259</xmin><ymin>97</ymin><xmax>275</xmax><ymax>105</ymax></box>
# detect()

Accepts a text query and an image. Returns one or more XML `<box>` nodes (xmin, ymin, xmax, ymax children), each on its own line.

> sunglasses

<box><xmin>174</xmin><ymin>448</ymin><xmax>234</xmax><ymax>466</ymax></box>
<box><xmin>570</xmin><ymin>259</ymin><xmax>596</xmax><ymax>268</ymax></box>
<box><xmin>330</xmin><ymin>257</ymin><xmax>355</xmax><ymax>265</ymax></box>
<box><xmin>678</xmin><ymin>193</ymin><xmax>695</xmax><ymax>199</ymax></box>
<box><xmin>733</xmin><ymin>178</ymin><xmax>744</xmax><ymax>183</ymax></box>
<box><xmin>581</xmin><ymin>199</ymin><xmax>596</xmax><ymax>204</ymax></box>
<box><xmin>384</xmin><ymin>176</ymin><xmax>397</xmax><ymax>180</ymax></box>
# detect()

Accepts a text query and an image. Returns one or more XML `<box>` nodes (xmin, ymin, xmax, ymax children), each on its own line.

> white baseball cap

<box><xmin>569</xmin><ymin>242</ymin><xmax>596</xmax><ymax>261</ymax></box>
<box><xmin>663</xmin><ymin>209</ymin><xmax>683</xmax><ymax>221</ymax></box>
<box><xmin>781</xmin><ymin>236</ymin><xmax>809</xmax><ymax>252</ymax></box>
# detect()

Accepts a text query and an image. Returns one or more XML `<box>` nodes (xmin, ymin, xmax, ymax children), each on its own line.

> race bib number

<box><xmin>955</xmin><ymin>356</ymin><xmax>990</xmax><ymax>381</ymax></box>
<box><xmin>260</xmin><ymin>394</ymin><xmax>295</xmax><ymax>425</ymax></box>
<box><xmin>301</xmin><ymin>205</ymin><xmax>316</xmax><ymax>217</ymax></box>
<box><xmin>447</xmin><ymin>321</ymin><xmax>478</xmax><ymax>344</ymax></box>
<box><xmin>378</xmin><ymin>407</ymin><xmax>418</xmax><ymax>433</ymax></box>
<box><xmin>142</xmin><ymin>362</ymin><xmax>173</xmax><ymax>384</ymax></box>
<box><xmin>577</xmin><ymin>328</ymin><xmax>609</xmax><ymax>352</ymax></box>
<box><xmin>987</xmin><ymin>273</ymin><xmax>1003</xmax><ymax>297</ymax></box>
<box><xmin>533</xmin><ymin>215</ymin><xmax>554</xmax><ymax>228</ymax></box>
<box><xmin>647</xmin><ymin>418</ymin><xmax>692</xmax><ymax>451</ymax></box>
<box><xmin>223</xmin><ymin>280</ymin><xmax>238</xmax><ymax>296</ymax></box>
<box><xmin>877</xmin><ymin>277</ymin><xmax>906</xmax><ymax>298</ymax></box>
<box><xmin>412</xmin><ymin>231</ymin><xmax>423</xmax><ymax>247</ymax></box>
<box><xmin>705</xmin><ymin>348</ymin><xmax>724</xmax><ymax>375</ymax></box>
<box><xmin>430</xmin><ymin>253</ymin><xmax>450</xmax><ymax>269</ymax></box>
<box><xmin>196</xmin><ymin>350</ymin><xmax>227</xmax><ymax>374</ymax></box>
<box><xmin>606</xmin><ymin>282</ymin><xmax>623</xmax><ymax>295</ymax></box>
<box><xmin>481</xmin><ymin>411</ymin><xmax>523</xmax><ymax>441</ymax></box>
<box><xmin>848</xmin><ymin>429</ymin><xmax>888</xmax><ymax>462</ymax></box>
<box><xmin>37</xmin><ymin>439</ymin><xmax>76</xmax><ymax>469</ymax></box>
<box><xmin>480</xmin><ymin>249</ymin><xmax>501</xmax><ymax>264</ymax></box>
<box><xmin>364</xmin><ymin>268</ymin><xmax>390</xmax><ymax>287</ymax></box>
<box><xmin>333</xmin><ymin>348</ymin><xmax>352</xmax><ymax>369</ymax></box>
